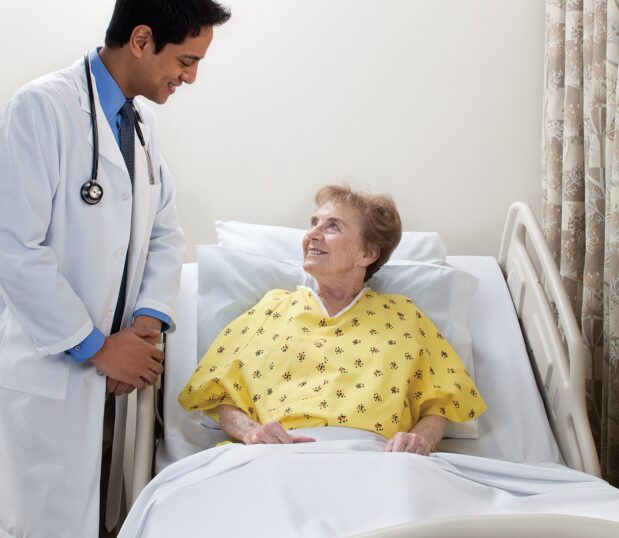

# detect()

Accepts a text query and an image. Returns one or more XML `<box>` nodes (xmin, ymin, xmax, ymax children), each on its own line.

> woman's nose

<box><xmin>306</xmin><ymin>225</ymin><xmax>323</xmax><ymax>241</ymax></box>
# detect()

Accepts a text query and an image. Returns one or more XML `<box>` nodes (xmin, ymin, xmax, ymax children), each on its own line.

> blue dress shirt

<box><xmin>68</xmin><ymin>49</ymin><xmax>171</xmax><ymax>362</ymax></box>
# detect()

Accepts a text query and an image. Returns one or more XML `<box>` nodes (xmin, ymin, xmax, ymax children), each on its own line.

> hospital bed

<box><xmin>120</xmin><ymin>202</ymin><xmax>619</xmax><ymax>537</ymax></box>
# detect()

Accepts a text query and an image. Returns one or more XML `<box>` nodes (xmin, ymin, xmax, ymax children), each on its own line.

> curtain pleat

<box><xmin>543</xmin><ymin>0</ymin><xmax>619</xmax><ymax>486</ymax></box>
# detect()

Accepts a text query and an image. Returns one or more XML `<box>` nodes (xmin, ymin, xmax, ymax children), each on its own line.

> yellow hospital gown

<box><xmin>179</xmin><ymin>288</ymin><xmax>487</xmax><ymax>439</ymax></box>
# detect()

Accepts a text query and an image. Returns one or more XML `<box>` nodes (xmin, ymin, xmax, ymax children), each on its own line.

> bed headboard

<box><xmin>497</xmin><ymin>202</ymin><xmax>600</xmax><ymax>476</ymax></box>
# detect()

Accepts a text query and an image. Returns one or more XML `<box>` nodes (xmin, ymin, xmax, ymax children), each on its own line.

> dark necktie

<box><xmin>111</xmin><ymin>101</ymin><xmax>135</xmax><ymax>334</ymax></box>
<box><xmin>119</xmin><ymin>100</ymin><xmax>135</xmax><ymax>182</ymax></box>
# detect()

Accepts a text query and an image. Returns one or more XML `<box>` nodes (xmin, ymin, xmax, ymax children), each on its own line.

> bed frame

<box><xmin>123</xmin><ymin>201</ymin><xmax>604</xmax><ymax>534</ymax></box>
<box><xmin>497</xmin><ymin>202</ymin><xmax>599</xmax><ymax>476</ymax></box>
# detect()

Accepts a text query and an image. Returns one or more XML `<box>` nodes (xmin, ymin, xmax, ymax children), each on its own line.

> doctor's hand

<box><xmin>90</xmin><ymin>327</ymin><xmax>164</xmax><ymax>391</ymax></box>
<box><xmin>132</xmin><ymin>315</ymin><xmax>163</xmax><ymax>346</ymax></box>
<box><xmin>106</xmin><ymin>378</ymin><xmax>135</xmax><ymax>396</ymax></box>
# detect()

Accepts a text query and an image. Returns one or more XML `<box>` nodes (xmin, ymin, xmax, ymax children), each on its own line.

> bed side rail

<box><xmin>497</xmin><ymin>201</ymin><xmax>600</xmax><ymax>476</ymax></box>
<box><xmin>125</xmin><ymin>341</ymin><xmax>161</xmax><ymax>511</ymax></box>
<box><xmin>130</xmin><ymin>385</ymin><xmax>156</xmax><ymax>504</ymax></box>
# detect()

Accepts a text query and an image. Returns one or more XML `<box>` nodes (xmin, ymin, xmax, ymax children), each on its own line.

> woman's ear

<box><xmin>360</xmin><ymin>244</ymin><xmax>380</xmax><ymax>268</ymax></box>
<box><xmin>129</xmin><ymin>25</ymin><xmax>154</xmax><ymax>58</ymax></box>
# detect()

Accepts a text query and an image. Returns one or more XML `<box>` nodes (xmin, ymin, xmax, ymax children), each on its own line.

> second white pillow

<box><xmin>215</xmin><ymin>221</ymin><xmax>447</xmax><ymax>264</ymax></box>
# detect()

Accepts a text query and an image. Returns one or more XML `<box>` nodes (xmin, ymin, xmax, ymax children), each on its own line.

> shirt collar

<box><xmin>88</xmin><ymin>48</ymin><xmax>128</xmax><ymax>132</ymax></box>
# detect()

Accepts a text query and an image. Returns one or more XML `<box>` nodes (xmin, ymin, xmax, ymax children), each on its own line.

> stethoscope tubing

<box><xmin>84</xmin><ymin>52</ymin><xmax>100</xmax><ymax>182</ymax></box>
<box><xmin>81</xmin><ymin>52</ymin><xmax>155</xmax><ymax>205</ymax></box>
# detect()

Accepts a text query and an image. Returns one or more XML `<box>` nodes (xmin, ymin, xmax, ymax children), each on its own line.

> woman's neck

<box><xmin>316</xmin><ymin>278</ymin><xmax>365</xmax><ymax>317</ymax></box>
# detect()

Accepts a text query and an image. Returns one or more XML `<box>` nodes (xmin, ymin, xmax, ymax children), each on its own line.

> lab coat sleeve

<box><xmin>0</xmin><ymin>88</ymin><xmax>94</xmax><ymax>354</ymax></box>
<box><xmin>133</xmin><ymin>146</ymin><xmax>186</xmax><ymax>333</ymax></box>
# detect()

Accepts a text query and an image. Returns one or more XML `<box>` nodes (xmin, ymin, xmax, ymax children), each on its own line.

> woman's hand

<box><xmin>384</xmin><ymin>415</ymin><xmax>447</xmax><ymax>455</ymax></box>
<box><xmin>384</xmin><ymin>431</ymin><xmax>432</xmax><ymax>455</ymax></box>
<box><xmin>243</xmin><ymin>420</ymin><xmax>316</xmax><ymax>445</ymax></box>
<box><xmin>218</xmin><ymin>404</ymin><xmax>315</xmax><ymax>444</ymax></box>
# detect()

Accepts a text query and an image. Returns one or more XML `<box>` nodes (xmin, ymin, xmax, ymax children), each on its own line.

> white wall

<box><xmin>0</xmin><ymin>0</ymin><xmax>545</xmax><ymax>260</ymax></box>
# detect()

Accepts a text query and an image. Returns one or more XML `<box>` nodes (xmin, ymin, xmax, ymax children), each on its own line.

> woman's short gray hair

<box><xmin>314</xmin><ymin>184</ymin><xmax>402</xmax><ymax>281</ymax></box>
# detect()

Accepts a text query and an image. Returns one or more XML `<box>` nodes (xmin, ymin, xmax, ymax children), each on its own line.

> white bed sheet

<box><xmin>123</xmin><ymin>428</ymin><xmax>619</xmax><ymax>538</ymax></box>
<box><xmin>155</xmin><ymin>256</ymin><xmax>562</xmax><ymax>472</ymax></box>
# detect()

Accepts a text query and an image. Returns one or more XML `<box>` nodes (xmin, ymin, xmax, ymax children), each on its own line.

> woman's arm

<box><xmin>384</xmin><ymin>415</ymin><xmax>447</xmax><ymax>455</ymax></box>
<box><xmin>218</xmin><ymin>404</ymin><xmax>315</xmax><ymax>444</ymax></box>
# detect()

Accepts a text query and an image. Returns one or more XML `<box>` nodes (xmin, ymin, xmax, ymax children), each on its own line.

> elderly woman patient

<box><xmin>179</xmin><ymin>185</ymin><xmax>486</xmax><ymax>454</ymax></box>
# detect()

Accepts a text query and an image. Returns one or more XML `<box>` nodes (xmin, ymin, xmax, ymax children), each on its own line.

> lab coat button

<box><xmin>106</xmin><ymin>310</ymin><xmax>114</xmax><ymax>318</ymax></box>
<box><xmin>122</xmin><ymin>192</ymin><xmax>130</xmax><ymax>201</ymax></box>
<box><xmin>115</xmin><ymin>248</ymin><xmax>124</xmax><ymax>258</ymax></box>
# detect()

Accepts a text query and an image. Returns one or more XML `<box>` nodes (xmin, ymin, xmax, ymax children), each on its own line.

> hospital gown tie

<box><xmin>111</xmin><ymin>100</ymin><xmax>134</xmax><ymax>334</ymax></box>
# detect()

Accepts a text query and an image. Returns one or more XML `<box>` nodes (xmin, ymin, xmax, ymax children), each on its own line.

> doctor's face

<box><xmin>138</xmin><ymin>25</ymin><xmax>214</xmax><ymax>104</ymax></box>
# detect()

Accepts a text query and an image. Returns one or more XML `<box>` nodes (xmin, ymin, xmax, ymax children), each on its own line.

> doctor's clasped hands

<box><xmin>92</xmin><ymin>317</ymin><xmax>165</xmax><ymax>395</ymax></box>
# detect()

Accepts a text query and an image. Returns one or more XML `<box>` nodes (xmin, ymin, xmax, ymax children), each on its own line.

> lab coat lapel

<box><xmin>75</xmin><ymin>63</ymin><xmax>96</xmax><ymax>159</ymax></box>
<box><xmin>126</xmin><ymin>108</ymin><xmax>158</xmax><ymax>316</ymax></box>
<box><xmin>134</xmin><ymin>118</ymin><xmax>152</xmax><ymax>184</ymax></box>
<box><xmin>96</xmin><ymin>100</ymin><xmax>130</xmax><ymax>177</ymax></box>
<box><xmin>73</xmin><ymin>58</ymin><xmax>131</xmax><ymax>178</ymax></box>
<box><xmin>130</xmin><ymin>112</ymin><xmax>153</xmax><ymax>246</ymax></box>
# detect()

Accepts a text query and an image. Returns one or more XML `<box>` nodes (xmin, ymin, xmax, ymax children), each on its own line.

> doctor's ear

<box><xmin>129</xmin><ymin>25</ymin><xmax>154</xmax><ymax>57</ymax></box>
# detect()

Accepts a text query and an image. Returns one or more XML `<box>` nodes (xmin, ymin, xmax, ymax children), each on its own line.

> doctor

<box><xmin>0</xmin><ymin>1</ymin><xmax>230</xmax><ymax>537</ymax></box>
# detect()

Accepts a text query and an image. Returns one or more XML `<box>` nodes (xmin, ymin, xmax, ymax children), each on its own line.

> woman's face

<box><xmin>302</xmin><ymin>201</ymin><xmax>377</xmax><ymax>282</ymax></box>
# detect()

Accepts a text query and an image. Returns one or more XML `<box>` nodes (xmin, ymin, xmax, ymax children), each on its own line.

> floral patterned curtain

<box><xmin>542</xmin><ymin>0</ymin><xmax>619</xmax><ymax>486</ymax></box>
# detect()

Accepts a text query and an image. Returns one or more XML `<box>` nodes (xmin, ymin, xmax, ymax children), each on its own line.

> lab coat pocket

<box><xmin>0</xmin><ymin>309</ymin><xmax>70</xmax><ymax>400</ymax></box>
<box><xmin>144</xmin><ymin>182</ymin><xmax>162</xmax><ymax>242</ymax></box>
<box><xmin>131</xmin><ymin>178</ymin><xmax>161</xmax><ymax>251</ymax></box>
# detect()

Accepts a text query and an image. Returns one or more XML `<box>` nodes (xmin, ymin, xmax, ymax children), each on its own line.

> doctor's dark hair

<box><xmin>105</xmin><ymin>0</ymin><xmax>230</xmax><ymax>53</ymax></box>
<box><xmin>314</xmin><ymin>184</ymin><xmax>402</xmax><ymax>282</ymax></box>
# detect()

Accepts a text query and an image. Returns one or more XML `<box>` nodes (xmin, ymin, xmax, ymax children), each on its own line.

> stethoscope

<box><xmin>81</xmin><ymin>52</ymin><xmax>155</xmax><ymax>205</ymax></box>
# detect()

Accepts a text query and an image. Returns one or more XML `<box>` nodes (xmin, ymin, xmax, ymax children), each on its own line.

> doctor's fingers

<box><xmin>112</xmin><ymin>381</ymin><xmax>134</xmax><ymax>396</ymax></box>
<box><xmin>130</xmin><ymin>339</ymin><xmax>164</xmax><ymax>366</ymax></box>
<box><xmin>147</xmin><ymin>357</ymin><xmax>164</xmax><ymax>375</ymax></box>
<box><xmin>106</xmin><ymin>378</ymin><xmax>120</xmax><ymax>394</ymax></box>
<box><xmin>122</xmin><ymin>383</ymin><xmax>136</xmax><ymax>394</ymax></box>
<box><xmin>141</xmin><ymin>340</ymin><xmax>165</xmax><ymax>362</ymax></box>
<box><xmin>132</xmin><ymin>326</ymin><xmax>161</xmax><ymax>339</ymax></box>
<box><xmin>138</xmin><ymin>362</ymin><xmax>162</xmax><ymax>386</ymax></box>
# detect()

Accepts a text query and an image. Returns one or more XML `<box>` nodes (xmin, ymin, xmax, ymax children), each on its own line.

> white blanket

<box><xmin>121</xmin><ymin>428</ymin><xmax>619</xmax><ymax>537</ymax></box>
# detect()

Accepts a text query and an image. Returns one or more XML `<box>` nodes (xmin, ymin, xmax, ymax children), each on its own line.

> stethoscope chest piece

<box><xmin>81</xmin><ymin>180</ymin><xmax>104</xmax><ymax>205</ymax></box>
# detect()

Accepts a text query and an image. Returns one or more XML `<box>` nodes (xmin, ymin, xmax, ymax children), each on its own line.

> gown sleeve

<box><xmin>407</xmin><ymin>306</ymin><xmax>487</xmax><ymax>424</ymax></box>
<box><xmin>178</xmin><ymin>289</ymin><xmax>287</xmax><ymax>422</ymax></box>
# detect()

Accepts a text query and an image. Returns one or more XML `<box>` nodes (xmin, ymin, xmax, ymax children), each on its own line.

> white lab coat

<box><xmin>0</xmin><ymin>57</ymin><xmax>185</xmax><ymax>537</ymax></box>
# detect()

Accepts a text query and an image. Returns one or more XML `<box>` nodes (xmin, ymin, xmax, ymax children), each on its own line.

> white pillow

<box><xmin>215</xmin><ymin>221</ymin><xmax>447</xmax><ymax>264</ymax></box>
<box><xmin>196</xmin><ymin>245</ymin><xmax>479</xmax><ymax>439</ymax></box>
<box><xmin>197</xmin><ymin>247</ymin><xmax>312</xmax><ymax>362</ymax></box>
